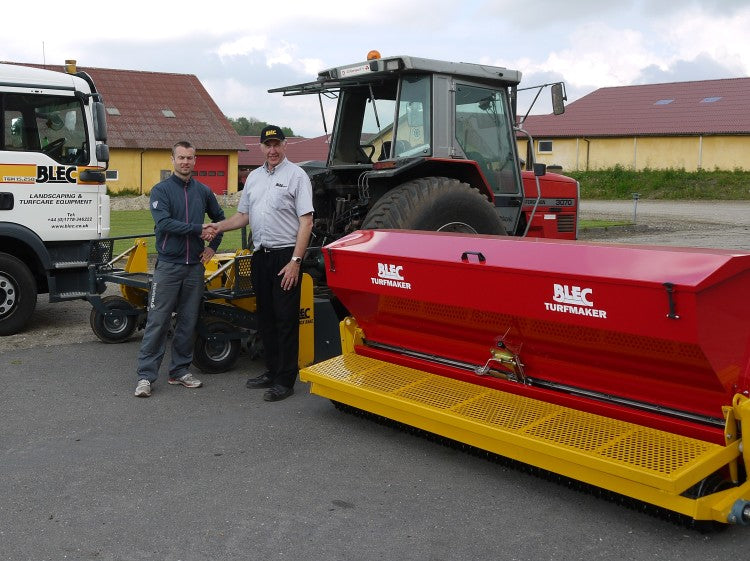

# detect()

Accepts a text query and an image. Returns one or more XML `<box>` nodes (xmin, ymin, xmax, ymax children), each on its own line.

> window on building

<box><xmin>105</xmin><ymin>170</ymin><xmax>118</xmax><ymax>180</ymax></box>
<box><xmin>538</xmin><ymin>140</ymin><xmax>553</xmax><ymax>153</ymax></box>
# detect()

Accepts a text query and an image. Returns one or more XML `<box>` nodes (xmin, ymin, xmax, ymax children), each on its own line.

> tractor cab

<box><xmin>270</xmin><ymin>53</ymin><xmax>577</xmax><ymax>246</ymax></box>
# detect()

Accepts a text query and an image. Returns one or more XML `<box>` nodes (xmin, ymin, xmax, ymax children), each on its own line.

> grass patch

<box><xmin>567</xmin><ymin>167</ymin><xmax>750</xmax><ymax>200</ymax></box>
<box><xmin>110</xmin><ymin>207</ymin><xmax>245</xmax><ymax>255</ymax></box>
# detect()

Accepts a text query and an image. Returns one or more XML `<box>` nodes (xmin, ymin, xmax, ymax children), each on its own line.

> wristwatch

<box><xmin>291</xmin><ymin>256</ymin><xmax>302</xmax><ymax>264</ymax></box>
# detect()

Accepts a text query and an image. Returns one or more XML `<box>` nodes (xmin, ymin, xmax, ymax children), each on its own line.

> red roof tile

<box><xmin>521</xmin><ymin>77</ymin><xmax>750</xmax><ymax>137</ymax></box>
<box><xmin>239</xmin><ymin>135</ymin><xmax>329</xmax><ymax>166</ymax></box>
<box><xmin>7</xmin><ymin>62</ymin><xmax>246</xmax><ymax>151</ymax></box>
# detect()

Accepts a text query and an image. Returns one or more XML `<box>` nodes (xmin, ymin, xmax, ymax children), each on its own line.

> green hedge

<box><xmin>565</xmin><ymin>167</ymin><xmax>750</xmax><ymax>200</ymax></box>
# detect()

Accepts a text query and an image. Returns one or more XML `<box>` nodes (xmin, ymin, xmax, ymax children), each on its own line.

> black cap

<box><xmin>260</xmin><ymin>125</ymin><xmax>285</xmax><ymax>144</ymax></box>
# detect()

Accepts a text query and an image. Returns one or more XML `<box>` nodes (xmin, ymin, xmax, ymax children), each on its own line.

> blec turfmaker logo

<box><xmin>370</xmin><ymin>262</ymin><xmax>411</xmax><ymax>290</ymax></box>
<box><xmin>544</xmin><ymin>283</ymin><xmax>607</xmax><ymax>318</ymax></box>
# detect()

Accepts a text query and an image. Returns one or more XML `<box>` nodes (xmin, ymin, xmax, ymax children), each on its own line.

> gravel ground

<box><xmin>1</xmin><ymin>199</ymin><xmax>748</xmax><ymax>353</ymax></box>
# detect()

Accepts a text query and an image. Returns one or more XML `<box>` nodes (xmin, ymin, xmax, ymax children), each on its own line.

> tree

<box><xmin>226</xmin><ymin>116</ymin><xmax>297</xmax><ymax>138</ymax></box>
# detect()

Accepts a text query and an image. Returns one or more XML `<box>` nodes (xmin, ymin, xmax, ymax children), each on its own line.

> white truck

<box><xmin>0</xmin><ymin>62</ymin><xmax>111</xmax><ymax>335</ymax></box>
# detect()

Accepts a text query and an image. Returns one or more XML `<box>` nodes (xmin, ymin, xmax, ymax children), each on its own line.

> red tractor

<box><xmin>270</xmin><ymin>52</ymin><xmax>578</xmax><ymax>260</ymax></box>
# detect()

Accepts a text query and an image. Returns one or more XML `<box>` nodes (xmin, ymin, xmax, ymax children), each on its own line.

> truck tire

<box><xmin>361</xmin><ymin>177</ymin><xmax>504</xmax><ymax>234</ymax></box>
<box><xmin>89</xmin><ymin>295</ymin><xmax>138</xmax><ymax>343</ymax></box>
<box><xmin>192</xmin><ymin>317</ymin><xmax>241</xmax><ymax>374</ymax></box>
<box><xmin>0</xmin><ymin>253</ymin><xmax>37</xmax><ymax>336</ymax></box>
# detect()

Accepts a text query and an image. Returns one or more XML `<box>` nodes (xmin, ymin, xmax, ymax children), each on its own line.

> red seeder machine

<box><xmin>301</xmin><ymin>229</ymin><xmax>750</xmax><ymax>529</ymax></box>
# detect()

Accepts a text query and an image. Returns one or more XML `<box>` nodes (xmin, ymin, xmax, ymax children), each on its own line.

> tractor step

<box><xmin>301</xmin><ymin>353</ymin><xmax>748</xmax><ymax>523</ymax></box>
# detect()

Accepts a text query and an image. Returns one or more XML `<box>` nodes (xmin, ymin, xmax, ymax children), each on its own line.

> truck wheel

<box><xmin>192</xmin><ymin>317</ymin><xmax>241</xmax><ymax>374</ymax></box>
<box><xmin>89</xmin><ymin>295</ymin><xmax>138</xmax><ymax>343</ymax></box>
<box><xmin>0</xmin><ymin>253</ymin><xmax>37</xmax><ymax>336</ymax></box>
<box><xmin>361</xmin><ymin>176</ymin><xmax>504</xmax><ymax>234</ymax></box>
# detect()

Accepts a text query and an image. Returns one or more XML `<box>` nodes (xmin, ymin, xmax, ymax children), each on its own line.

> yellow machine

<box><xmin>87</xmin><ymin>237</ymin><xmax>327</xmax><ymax>372</ymax></box>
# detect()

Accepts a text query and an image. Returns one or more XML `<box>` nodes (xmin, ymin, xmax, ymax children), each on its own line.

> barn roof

<box><xmin>522</xmin><ymin>77</ymin><xmax>750</xmax><ymax>137</ymax></box>
<box><xmin>238</xmin><ymin>134</ymin><xmax>329</xmax><ymax>166</ymax></box>
<box><xmin>5</xmin><ymin>61</ymin><xmax>246</xmax><ymax>151</ymax></box>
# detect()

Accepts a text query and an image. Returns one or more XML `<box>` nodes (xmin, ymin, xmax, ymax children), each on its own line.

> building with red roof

<box><xmin>7</xmin><ymin>60</ymin><xmax>246</xmax><ymax>194</ymax></box>
<box><xmin>519</xmin><ymin>77</ymin><xmax>750</xmax><ymax>172</ymax></box>
<box><xmin>238</xmin><ymin>134</ymin><xmax>329</xmax><ymax>186</ymax></box>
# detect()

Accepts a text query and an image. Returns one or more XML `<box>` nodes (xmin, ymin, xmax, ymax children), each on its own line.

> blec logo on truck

<box><xmin>1</xmin><ymin>164</ymin><xmax>79</xmax><ymax>184</ymax></box>
<box><xmin>37</xmin><ymin>165</ymin><xmax>77</xmax><ymax>183</ymax></box>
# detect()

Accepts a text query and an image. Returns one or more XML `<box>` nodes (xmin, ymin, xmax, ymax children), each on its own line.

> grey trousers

<box><xmin>136</xmin><ymin>261</ymin><xmax>204</xmax><ymax>382</ymax></box>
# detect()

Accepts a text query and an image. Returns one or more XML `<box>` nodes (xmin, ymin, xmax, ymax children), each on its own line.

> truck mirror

<box><xmin>551</xmin><ymin>83</ymin><xmax>566</xmax><ymax>115</ymax></box>
<box><xmin>96</xmin><ymin>143</ymin><xmax>110</xmax><ymax>163</ymax></box>
<box><xmin>93</xmin><ymin>101</ymin><xmax>108</xmax><ymax>142</ymax></box>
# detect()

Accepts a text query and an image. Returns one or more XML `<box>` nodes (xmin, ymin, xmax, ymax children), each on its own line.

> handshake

<box><xmin>201</xmin><ymin>223</ymin><xmax>220</xmax><ymax>242</ymax></box>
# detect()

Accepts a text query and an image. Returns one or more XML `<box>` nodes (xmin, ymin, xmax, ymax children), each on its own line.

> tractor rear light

<box><xmin>373</xmin><ymin>161</ymin><xmax>397</xmax><ymax>170</ymax></box>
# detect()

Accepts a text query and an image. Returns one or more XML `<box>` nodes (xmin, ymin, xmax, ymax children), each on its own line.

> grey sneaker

<box><xmin>168</xmin><ymin>373</ymin><xmax>202</xmax><ymax>388</ymax></box>
<box><xmin>134</xmin><ymin>379</ymin><xmax>151</xmax><ymax>397</ymax></box>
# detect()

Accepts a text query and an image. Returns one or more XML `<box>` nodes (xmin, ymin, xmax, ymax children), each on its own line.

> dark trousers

<box><xmin>137</xmin><ymin>261</ymin><xmax>204</xmax><ymax>382</ymax></box>
<box><xmin>251</xmin><ymin>247</ymin><xmax>301</xmax><ymax>388</ymax></box>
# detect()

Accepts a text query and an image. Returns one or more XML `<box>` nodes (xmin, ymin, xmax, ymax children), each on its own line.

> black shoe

<box><xmin>246</xmin><ymin>373</ymin><xmax>273</xmax><ymax>389</ymax></box>
<box><xmin>263</xmin><ymin>384</ymin><xmax>294</xmax><ymax>402</ymax></box>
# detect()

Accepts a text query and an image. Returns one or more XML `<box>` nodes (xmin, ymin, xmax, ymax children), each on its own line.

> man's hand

<box><xmin>199</xmin><ymin>247</ymin><xmax>215</xmax><ymax>264</ymax></box>
<box><xmin>201</xmin><ymin>223</ymin><xmax>218</xmax><ymax>241</ymax></box>
<box><xmin>278</xmin><ymin>260</ymin><xmax>301</xmax><ymax>291</ymax></box>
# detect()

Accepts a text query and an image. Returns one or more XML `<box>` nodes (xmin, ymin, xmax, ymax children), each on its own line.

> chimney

<box><xmin>65</xmin><ymin>59</ymin><xmax>77</xmax><ymax>74</ymax></box>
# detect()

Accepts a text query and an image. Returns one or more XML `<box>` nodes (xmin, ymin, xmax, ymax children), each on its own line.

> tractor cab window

<box><xmin>2</xmin><ymin>93</ymin><xmax>88</xmax><ymax>164</ymax></box>
<box><xmin>392</xmin><ymin>75</ymin><xmax>431</xmax><ymax>159</ymax></box>
<box><xmin>329</xmin><ymin>74</ymin><xmax>432</xmax><ymax>165</ymax></box>
<box><xmin>455</xmin><ymin>85</ymin><xmax>520</xmax><ymax>195</ymax></box>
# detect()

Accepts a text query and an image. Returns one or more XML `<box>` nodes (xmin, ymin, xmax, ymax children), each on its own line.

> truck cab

<box><xmin>0</xmin><ymin>62</ymin><xmax>110</xmax><ymax>334</ymax></box>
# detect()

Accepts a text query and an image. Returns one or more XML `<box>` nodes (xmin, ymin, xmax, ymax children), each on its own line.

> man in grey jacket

<box><xmin>134</xmin><ymin>141</ymin><xmax>225</xmax><ymax>397</ymax></box>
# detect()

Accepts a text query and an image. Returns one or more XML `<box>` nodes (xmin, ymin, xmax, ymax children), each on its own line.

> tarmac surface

<box><xmin>2</xmin><ymin>201</ymin><xmax>750</xmax><ymax>560</ymax></box>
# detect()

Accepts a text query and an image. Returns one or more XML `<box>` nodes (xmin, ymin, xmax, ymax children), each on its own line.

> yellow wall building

<box><xmin>519</xmin><ymin>77</ymin><xmax>750</xmax><ymax>172</ymax></box>
<box><xmin>25</xmin><ymin>62</ymin><xmax>246</xmax><ymax>195</ymax></box>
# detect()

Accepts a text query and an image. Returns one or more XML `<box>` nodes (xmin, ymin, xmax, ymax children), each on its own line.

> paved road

<box><xmin>2</xmin><ymin>201</ymin><xmax>750</xmax><ymax>559</ymax></box>
<box><xmin>578</xmin><ymin>199</ymin><xmax>750</xmax><ymax>250</ymax></box>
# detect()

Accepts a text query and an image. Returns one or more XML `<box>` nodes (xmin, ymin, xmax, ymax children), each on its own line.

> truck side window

<box><xmin>2</xmin><ymin>93</ymin><xmax>88</xmax><ymax>164</ymax></box>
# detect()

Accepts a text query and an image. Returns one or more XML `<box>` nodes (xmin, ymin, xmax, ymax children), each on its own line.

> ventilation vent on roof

<box><xmin>161</xmin><ymin>109</ymin><xmax>176</xmax><ymax>118</ymax></box>
<box><xmin>654</xmin><ymin>99</ymin><xmax>674</xmax><ymax>105</ymax></box>
<box><xmin>106</xmin><ymin>107</ymin><xmax>121</xmax><ymax>115</ymax></box>
<box><xmin>701</xmin><ymin>96</ymin><xmax>722</xmax><ymax>103</ymax></box>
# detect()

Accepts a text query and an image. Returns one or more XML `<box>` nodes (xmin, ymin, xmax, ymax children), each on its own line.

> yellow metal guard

<box><xmin>301</xmin><ymin>322</ymin><xmax>750</xmax><ymax>525</ymax></box>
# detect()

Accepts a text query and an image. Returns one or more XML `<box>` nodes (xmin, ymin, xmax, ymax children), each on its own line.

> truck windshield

<box><xmin>3</xmin><ymin>93</ymin><xmax>89</xmax><ymax>165</ymax></box>
<box><xmin>455</xmin><ymin>84</ymin><xmax>520</xmax><ymax>195</ymax></box>
<box><xmin>329</xmin><ymin>74</ymin><xmax>432</xmax><ymax>165</ymax></box>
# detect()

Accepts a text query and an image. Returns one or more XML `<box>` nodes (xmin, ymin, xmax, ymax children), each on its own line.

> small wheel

<box><xmin>192</xmin><ymin>317</ymin><xmax>241</xmax><ymax>373</ymax></box>
<box><xmin>0</xmin><ymin>253</ymin><xmax>37</xmax><ymax>336</ymax></box>
<box><xmin>89</xmin><ymin>295</ymin><xmax>138</xmax><ymax>343</ymax></box>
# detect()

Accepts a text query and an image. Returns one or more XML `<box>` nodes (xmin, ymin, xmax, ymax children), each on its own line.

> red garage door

<box><xmin>193</xmin><ymin>155</ymin><xmax>228</xmax><ymax>195</ymax></box>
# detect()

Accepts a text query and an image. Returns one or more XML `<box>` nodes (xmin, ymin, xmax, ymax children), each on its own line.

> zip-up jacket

<box><xmin>149</xmin><ymin>174</ymin><xmax>225</xmax><ymax>264</ymax></box>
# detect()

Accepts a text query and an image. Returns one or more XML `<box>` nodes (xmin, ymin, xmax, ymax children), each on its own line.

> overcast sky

<box><xmin>3</xmin><ymin>0</ymin><xmax>749</xmax><ymax>137</ymax></box>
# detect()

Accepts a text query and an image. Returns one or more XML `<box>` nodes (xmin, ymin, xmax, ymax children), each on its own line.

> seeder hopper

<box><xmin>300</xmin><ymin>229</ymin><xmax>750</xmax><ymax>528</ymax></box>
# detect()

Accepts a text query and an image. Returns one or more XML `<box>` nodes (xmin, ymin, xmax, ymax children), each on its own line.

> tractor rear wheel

<box><xmin>361</xmin><ymin>176</ymin><xmax>504</xmax><ymax>234</ymax></box>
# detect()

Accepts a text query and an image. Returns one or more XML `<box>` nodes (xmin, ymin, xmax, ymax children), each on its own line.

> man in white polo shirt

<box><xmin>205</xmin><ymin>125</ymin><xmax>313</xmax><ymax>401</ymax></box>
